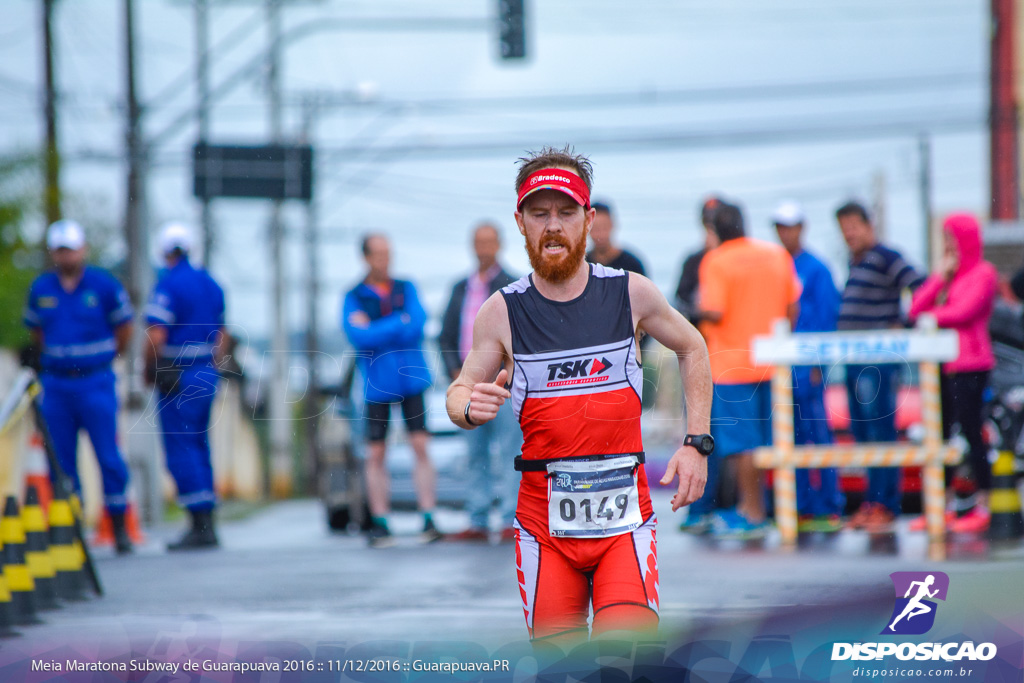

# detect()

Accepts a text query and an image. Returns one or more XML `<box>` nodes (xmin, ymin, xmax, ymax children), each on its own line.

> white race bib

<box><xmin>546</xmin><ymin>455</ymin><xmax>643</xmax><ymax>538</ymax></box>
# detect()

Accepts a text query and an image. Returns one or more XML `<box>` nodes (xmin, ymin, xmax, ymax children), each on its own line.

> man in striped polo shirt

<box><xmin>835</xmin><ymin>200</ymin><xmax>924</xmax><ymax>531</ymax></box>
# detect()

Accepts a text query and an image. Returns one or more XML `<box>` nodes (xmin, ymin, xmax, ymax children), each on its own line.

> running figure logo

<box><xmin>883</xmin><ymin>571</ymin><xmax>949</xmax><ymax>635</ymax></box>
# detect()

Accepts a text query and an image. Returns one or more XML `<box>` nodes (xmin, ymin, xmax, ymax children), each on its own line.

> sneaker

<box><xmin>446</xmin><ymin>528</ymin><xmax>489</xmax><ymax>542</ymax></box>
<box><xmin>499</xmin><ymin>527</ymin><xmax>517</xmax><ymax>543</ymax></box>
<box><xmin>710</xmin><ymin>510</ymin><xmax>768</xmax><ymax>540</ymax></box>
<box><xmin>420</xmin><ymin>517</ymin><xmax>443</xmax><ymax>544</ymax></box>
<box><xmin>845</xmin><ymin>502</ymin><xmax>876</xmax><ymax>530</ymax></box>
<box><xmin>367</xmin><ymin>523</ymin><xmax>395</xmax><ymax>548</ymax></box>
<box><xmin>678</xmin><ymin>512</ymin><xmax>712</xmax><ymax>535</ymax></box>
<box><xmin>804</xmin><ymin>514</ymin><xmax>843</xmax><ymax>533</ymax></box>
<box><xmin>797</xmin><ymin>515</ymin><xmax>816</xmax><ymax>533</ymax></box>
<box><xmin>908</xmin><ymin>511</ymin><xmax>955</xmax><ymax>532</ymax></box>
<box><xmin>862</xmin><ymin>505</ymin><xmax>896</xmax><ymax>534</ymax></box>
<box><xmin>949</xmin><ymin>506</ymin><xmax>990</xmax><ymax>534</ymax></box>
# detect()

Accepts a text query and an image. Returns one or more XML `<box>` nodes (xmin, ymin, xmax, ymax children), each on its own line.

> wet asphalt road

<box><xmin>2</xmin><ymin>490</ymin><xmax>1020</xmax><ymax>657</ymax></box>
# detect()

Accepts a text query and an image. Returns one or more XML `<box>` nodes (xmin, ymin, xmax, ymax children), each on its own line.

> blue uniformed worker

<box><xmin>23</xmin><ymin>219</ymin><xmax>135</xmax><ymax>554</ymax></box>
<box><xmin>144</xmin><ymin>222</ymin><xmax>226</xmax><ymax>551</ymax></box>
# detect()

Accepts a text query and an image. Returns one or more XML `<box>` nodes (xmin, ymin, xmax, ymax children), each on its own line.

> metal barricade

<box><xmin>752</xmin><ymin>315</ymin><xmax>960</xmax><ymax>558</ymax></box>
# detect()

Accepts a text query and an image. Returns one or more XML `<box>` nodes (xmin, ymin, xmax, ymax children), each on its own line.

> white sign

<box><xmin>753</xmin><ymin>329</ymin><xmax>959</xmax><ymax>366</ymax></box>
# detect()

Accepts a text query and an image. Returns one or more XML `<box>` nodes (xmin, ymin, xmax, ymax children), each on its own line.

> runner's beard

<box><xmin>525</xmin><ymin>230</ymin><xmax>588</xmax><ymax>283</ymax></box>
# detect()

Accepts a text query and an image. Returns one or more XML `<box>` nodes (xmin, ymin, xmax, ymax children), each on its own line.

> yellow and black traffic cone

<box><xmin>48</xmin><ymin>490</ymin><xmax>86</xmax><ymax>601</ymax></box>
<box><xmin>22</xmin><ymin>486</ymin><xmax>59</xmax><ymax>610</ymax></box>
<box><xmin>988</xmin><ymin>451</ymin><xmax>1023</xmax><ymax>540</ymax></box>
<box><xmin>0</xmin><ymin>547</ymin><xmax>17</xmax><ymax>638</ymax></box>
<box><xmin>2</xmin><ymin>495</ymin><xmax>41</xmax><ymax>625</ymax></box>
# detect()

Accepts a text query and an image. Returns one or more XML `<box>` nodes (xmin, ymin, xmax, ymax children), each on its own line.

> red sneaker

<box><xmin>445</xmin><ymin>528</ymin><xmax>489</xmax><ymax>542</ymax></box>
<box><xmin>862</xmin><ymin>505</ymin><xmax>895</xmax><ymax>533</ymax></box>
<box><xmin>949</xmin><ymin>507</ymin><xmax>990</xmax><ymax>534</ymax></box>
<box><xmin>845</xmin><ymin>503</ymin><xmax>877</xmax><ymax>530</ymax></box>
<box><xmin>908</xmin><ymin>511</ymin><xmax>955</xmax><ymax>532</ymax></box>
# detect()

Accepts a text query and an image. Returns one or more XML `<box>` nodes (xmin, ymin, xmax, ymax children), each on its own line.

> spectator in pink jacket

<box><xmin>909</xmin><ymin>212</ymin><xmax>998</xmax><ymax>533</ymax></box>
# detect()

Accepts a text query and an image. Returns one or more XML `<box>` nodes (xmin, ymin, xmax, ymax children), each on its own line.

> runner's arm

<box><xmin>630</xmin><ymin>273</ymin><xmax>713</xmax><ymax>511</ymax></box>
<box><xmin>446</xmin><ymin>293</ymin><xmax>512</xmax><ymax>430</ymax></box>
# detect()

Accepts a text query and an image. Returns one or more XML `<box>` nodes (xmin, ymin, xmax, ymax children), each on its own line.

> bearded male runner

<box><xmin>446</xmin><ymin>146</ymin><xmax>714</xmax><ymax>645</ymax></box>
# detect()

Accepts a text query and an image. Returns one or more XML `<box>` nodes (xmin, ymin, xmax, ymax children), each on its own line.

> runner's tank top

<box><xmin>501</xmin><ymin>263</ymin><xmax>653</xmax><ymax>535</ymax></box>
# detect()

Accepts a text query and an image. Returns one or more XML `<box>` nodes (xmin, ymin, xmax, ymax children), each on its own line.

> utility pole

<box><xmin>301</xmin><ymin>96</ymin><xmax>320</xmax><ymax>496</ymax></box>
<box><xmin>871</xmin><ymin>170</ymin><xmax>887</xmax><ymax>240</ymax></box>
<box><xmin>124</xmin><ymin>0</ymin><xmax>149</xmax><ymax>407</ymax></box>
<box><xmin>41</xmin><ymin>0</ymin><xmax>61</xmax><ymax>226</ymax></box>
<box><xmin>266</xmin><ymin>0</ymin><xmax>292</xmax><ymax>498</ymax></box>
<box><xmin>195</xmin><ymin>0</ymin><xmax>213</xmax><ymax>262</ymax></box>
<box><xmin>990</xmin><ymin>0</ymin><xmax>1018</xmax><ymax>220</ymax></box>
<box><xmin>124</xmin><ymin>0</ymin><xmax>144</xmax><ymax>305</ymax></box>
<box><xmin>919</xmin><ymin>133</ymin><xmax>935</xmax><ymax>268</ymax></box>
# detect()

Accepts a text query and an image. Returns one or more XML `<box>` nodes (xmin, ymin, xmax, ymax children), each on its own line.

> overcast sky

<box><xmin>0</xmin><ymin>0</ymin><xmax>989</xmax><ymax>349</ymax></box>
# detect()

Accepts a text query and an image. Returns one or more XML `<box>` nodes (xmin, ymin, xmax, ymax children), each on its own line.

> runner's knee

<box><xmin>591</xmin><ymin>603</ymin><xmax>659</xmax><ymax>638</ymax></box>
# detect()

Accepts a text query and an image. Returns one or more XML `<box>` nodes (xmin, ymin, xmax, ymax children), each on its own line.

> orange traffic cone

<box><xmin>23</xmin><ymin>430</ymin><xmax>53</xmax><ymax>513</ymax></box>
<box><xmin>92</xmin><ymin>504</ymin><xmax>145</xmax><ymax>548</ymax></box>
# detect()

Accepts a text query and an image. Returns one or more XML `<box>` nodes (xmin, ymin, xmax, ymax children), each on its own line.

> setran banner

<box><xmin>753</xmin><ymin>327</ymin><xmax>959</xmax><ymax>366</ymax></box>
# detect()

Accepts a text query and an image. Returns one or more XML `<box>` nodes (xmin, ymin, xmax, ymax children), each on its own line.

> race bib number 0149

<box><xmin>547</xmin><ymin>455</ymin><xmax>643</xmax><ymax>538</ymax></box>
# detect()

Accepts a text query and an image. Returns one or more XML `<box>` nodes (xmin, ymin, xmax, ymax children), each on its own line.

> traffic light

<box><xmin>499</xmin><ymin>0</ymin><xmax>526</xmax><ymax>59</ymax></box>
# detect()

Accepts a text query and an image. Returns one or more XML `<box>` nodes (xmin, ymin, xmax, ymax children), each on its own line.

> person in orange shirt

<box><xmin>696</xmin><ymin>202</ymin><xmax>800</xmax><ymax>538</ymax></box>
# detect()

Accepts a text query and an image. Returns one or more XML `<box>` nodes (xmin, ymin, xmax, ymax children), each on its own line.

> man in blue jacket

<box><xmin>773</xmin><ymin>201</ymin><xmax>845</xmax><ymax>531</ymax></box>
<box><xmin>144</xmin><ymin>222</ymin><xmax>226</xmax><ymax>551</ymax></box>
<box><xmin>343</xmin><ymin>233</ymin><xmax>438</xmax><ymax>547</ymax></box>
<box><xmin>24</xmin><ymin>219</ymin><xmax>134</xmax><ymax>554</ymax></box>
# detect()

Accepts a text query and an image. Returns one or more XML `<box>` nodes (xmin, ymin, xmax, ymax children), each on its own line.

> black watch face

<box><xmin>700</xmin><ymin>435</ymin><xmax>715</xmax><ymax>454</ymax></box>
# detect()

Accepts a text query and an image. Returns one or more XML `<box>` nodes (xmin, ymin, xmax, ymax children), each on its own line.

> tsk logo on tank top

<box><xmin>512</xmin><ymin>340</ymin><xmax>636</xmax><ymax>403</ymax></box>
<box><xmin>544</xmin><ymin>355</ymin><xmax>613</xmax><ymax>387</ymax></box>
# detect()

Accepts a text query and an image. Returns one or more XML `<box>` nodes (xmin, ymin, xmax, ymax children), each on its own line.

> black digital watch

<box><xmin>684</xmin><ymin>433</ymin><xmax>715</xmax><ymax>456</ymax></box>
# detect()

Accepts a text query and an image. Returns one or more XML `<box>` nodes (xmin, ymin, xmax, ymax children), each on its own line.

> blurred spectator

<box><xmin>909</xmin><ymin>213</ymin><xmax>998</xmax><ymax>533</ymax></box>
<box><xmin>23</xmin><ymin>220</ymin><xmax>134</xmax><ymax>554</ymax></box>
<box><xmin>836</xmin><ymin>200</ymin><xmax>924</xmax><ymax>531</ymax></box>
<box><xmin>674</xmin><ymin>196</ymin><xmax>721</xmax><ymax>325</ymax></box>
<box><xmin>772</xmin><ymin>201</ymin><xmax>845</xmax><ymax>531</ymax></box>
<box><xmin>694</xmin><ymin>202</ymin><xmax>801</xmax><ymax>538</ymax></box>
<box><xmin>439</xmin><ymin>222</ymin><xmax>523</xmax><ymax>542</ymax></box>
<box><xmin>1010</xmin><ymin>264</ymin><xmax>1024</xmax><ymax>302</ymax></box>
<box><xmin>585</xmin><ymin>201</ymin><xmax>647</xmax><ymax>275</ymax></box>
<box><xmin>144</xmin><ymin>222</ymin><xmax>226</xmax><ymax>551</ymax></box>
<box><xmin>677</xmin><ymin>196</ymin><xmax>723</xmax><ymax>532</ymax></box>
<box><xmin>343</xmin><ymin>233</ymin><xmax>440</xmax><ymax>547</ymax></box>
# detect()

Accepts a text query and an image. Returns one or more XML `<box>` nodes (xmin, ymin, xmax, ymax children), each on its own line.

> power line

<box><xmin>286</xmin><ymin>72</ymin><xmax>983</xmax><ymax>114</ymax></box>
<box><xmin>313</xmin><ymin>109</ymin><xmax>983</xmax><ymax>162</ymax></box>
<box><xmin>58</xmin><ymin>104</ymin><xmax>983</xmax><ymax>168</ymax></box>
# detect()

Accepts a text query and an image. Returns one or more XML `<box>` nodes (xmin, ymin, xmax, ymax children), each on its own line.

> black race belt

<box><xmin>514</xmin><ymin>451</ymin><xmax>645</xmax><ymax>472</ymax></box>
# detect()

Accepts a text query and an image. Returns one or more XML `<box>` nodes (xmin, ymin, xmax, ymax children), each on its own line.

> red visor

<box><xmin>516</xmin><ymin>168</ymin><xmax>590</xmax><ymax>210</ymax></box>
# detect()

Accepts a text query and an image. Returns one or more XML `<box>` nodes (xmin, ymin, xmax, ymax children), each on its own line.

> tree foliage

<box><xmin>0</xmin><ymin>156</ymin><xmax>45</xmax><ymax>350</ymax></box>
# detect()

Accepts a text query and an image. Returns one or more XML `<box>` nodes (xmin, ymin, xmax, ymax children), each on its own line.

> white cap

<box><xmin>158</xmin><ymin>221</ymin><xmax>194</xmax><ymax>254</ymax></box>
<box><xmin>771</xmin><ymin>200</ymin><xmax>805</xmax><ymax>227</ymax></box>
<box><xmin>46</xmin><ymin>220</ymin><xmax>86</xmax><ymax>251</ymax></box>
